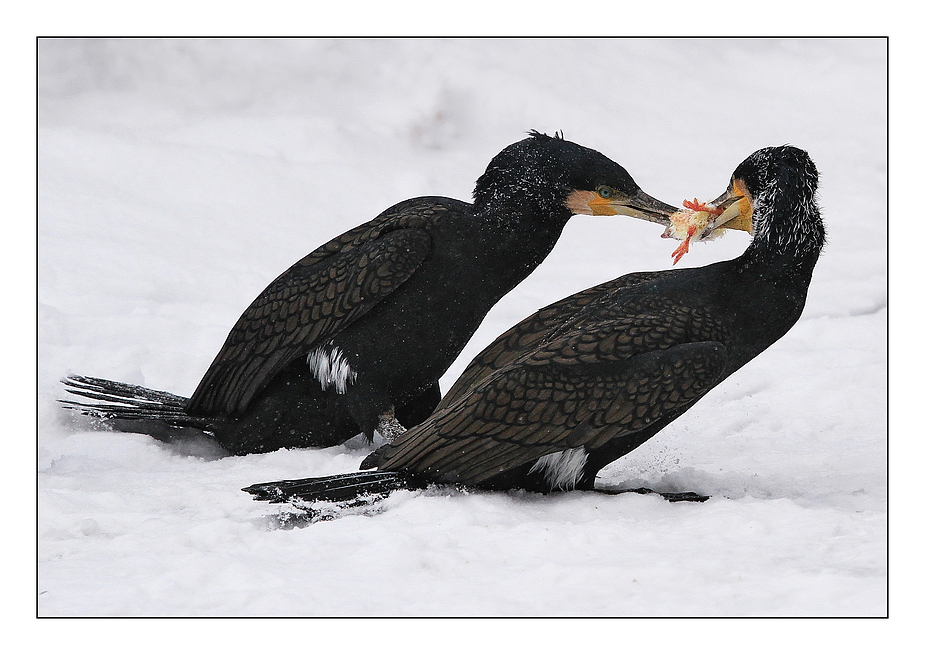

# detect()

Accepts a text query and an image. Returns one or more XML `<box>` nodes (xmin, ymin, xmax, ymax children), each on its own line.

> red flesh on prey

<box><xmin>671</xmin><ymin>199</ymin><xmax>724</xmax><ymax>265</ymax></box>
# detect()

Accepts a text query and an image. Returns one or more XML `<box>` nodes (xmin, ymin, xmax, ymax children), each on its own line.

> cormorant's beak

<box><xmin>707</xmin><ymin>179</ymin><xmax>753</xmax><ymax>234</ymax></box>
<box><xmin>570</xmin><ymin>189</ymin><xmax>677</xmax><ymax>226</ymax></box>
<box><xmin>615</xmin><ymin>190</ymin><xmax>679</xmax><ymax>226</ymax></box>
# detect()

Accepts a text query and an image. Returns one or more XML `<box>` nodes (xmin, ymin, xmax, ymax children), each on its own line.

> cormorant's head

<box><xmin>707</xmin><ymin>145</ymin><xmax>819</xmax><ymax>236</ymax></box>
<box><xmin>663</xmin><ymin>145</ymin><xmax>824</xmax><ymax>263</ymax></box>
<box><xmin>473</xmin><ymin>131</ymin><xmax>676</xmax><ymax>225</ymax></box>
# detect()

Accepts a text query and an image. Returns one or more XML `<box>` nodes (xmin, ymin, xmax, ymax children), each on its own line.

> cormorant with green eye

<box><xmin>62</xmin><ymin>131</ymin><xmax>676</xmax><ymax>455</ymax></box>
<box><xmin>244</xmin><ymin>145</ymin><xmax>825</xmax><ymax>505</ymax></box>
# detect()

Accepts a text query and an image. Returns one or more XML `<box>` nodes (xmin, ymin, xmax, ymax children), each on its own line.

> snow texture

<box><xmin>38</xmin><ymin>38</ymin><xmax>886</xmax><ymax>617</ymax></box>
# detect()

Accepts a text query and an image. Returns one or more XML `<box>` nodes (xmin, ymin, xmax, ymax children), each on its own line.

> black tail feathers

<box><xmin>243</xmin><ymin>470</ymin><xmax>420</xmax><ymax>504</ymax></box>
<box><xmin>59</xmin><ymin>375</ymin><xmax>214</xmax><ymax>434</ymax></box>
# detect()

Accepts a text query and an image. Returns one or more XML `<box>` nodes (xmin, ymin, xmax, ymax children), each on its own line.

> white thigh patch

<box><xmin>528</xmin><ymin>446</ymin><xmax>588</xmax><ymax>491</ymax></box>
<box><xmin>307</xmin><ymin>346</ymin><xmax>357</xmax><ymax>394</ymax></box>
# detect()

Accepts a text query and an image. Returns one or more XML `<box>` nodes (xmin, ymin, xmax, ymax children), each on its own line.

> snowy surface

<box><xmin>38</xmin><ymin>38</ymin><xmax>886</xmax><ymax>617</ymax></box>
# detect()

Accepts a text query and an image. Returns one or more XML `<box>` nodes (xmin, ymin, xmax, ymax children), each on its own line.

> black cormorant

<box><xmin>62</xmin><ymin>131</ymin><xmax>676</xmax><ymax>455</ymax></box>
<box><xmin>244</xmin><ymin>145</ymin><xmax>825</xmax><ymax>504</ymax></box>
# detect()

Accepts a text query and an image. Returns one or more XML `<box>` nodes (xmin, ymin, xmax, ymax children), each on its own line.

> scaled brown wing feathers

<box><xmin>379</xmin><ymin>311</ymin><xmax>728</xmax><ymax>487</ymax></box>
<box><xmin>187</xmin><ymin>226</ymin><xmax>432</xmax><ymax>415</ymax></box>
<box><xmin>439</xmin><ymin>271</ymin><xmax>670</xmax><ymax>408</ymax></box>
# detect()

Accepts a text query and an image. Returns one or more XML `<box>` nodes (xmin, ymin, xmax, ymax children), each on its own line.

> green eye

<box><xmin>597</xmin><ymin>185</ymin><xmax>614</xmax><ymax>199</ymax></box>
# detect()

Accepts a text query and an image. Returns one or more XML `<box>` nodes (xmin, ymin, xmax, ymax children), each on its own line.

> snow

<box><xmin>38</xmin><ymin>38</ymin><xmax>886</xmax><ymax>617</ymax></box>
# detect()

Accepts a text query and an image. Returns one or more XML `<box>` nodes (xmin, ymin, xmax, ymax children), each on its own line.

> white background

<box><xmin>26</xmin><ymin>24</ymin><xmax>903</xmax><ymax>644</ymax></box>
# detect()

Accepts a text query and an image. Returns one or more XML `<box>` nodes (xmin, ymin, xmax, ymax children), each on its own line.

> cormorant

<box><xmin>244</xmin><ymin>145</ymin><xmax>825</xmax><ymax>505</ymax></box>
<box><xmin>62</xmin><ymin>131</ymin><xmax>676</xmax><ymax>455</ymax></box>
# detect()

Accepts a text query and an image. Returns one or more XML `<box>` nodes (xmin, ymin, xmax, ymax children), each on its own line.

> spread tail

<box><xmin>59</xmin><ymin>375</ymin><xmax>215</xmax><ymax>435</ymax></box>
<box><xmin>243</xmin><ymin>470</ymin><xmax>418</xmax><ymax>504</ymax></box>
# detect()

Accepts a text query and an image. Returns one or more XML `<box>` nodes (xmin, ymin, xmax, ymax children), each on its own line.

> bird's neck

<box><xmin>466</xmin><ymin>202</ymin><xmax>571</xmax><ymax>291</ymax></box>
<box><xmin>473</xmin><ymin>199</ymin><xmax>572</xmax><ymax>247</ymax></box>
<box><xmin>736</xmin><ymin>188</ymin><xmax>825</xmax><ymax>279</ymax></box>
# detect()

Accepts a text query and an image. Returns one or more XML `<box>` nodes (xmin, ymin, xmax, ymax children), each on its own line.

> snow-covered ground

<box><xmin>38</xmin><ymin>38</ymin><xmax>886</xmax><ymax>617</ymax></box>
